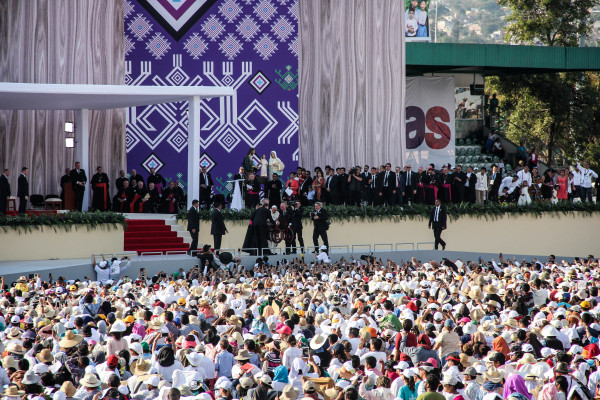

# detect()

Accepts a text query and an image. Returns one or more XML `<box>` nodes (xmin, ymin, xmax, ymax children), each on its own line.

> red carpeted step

<box><xmin>125</xmin><ymin>237</ymin><xmax>184</xmax><ymax>245</ymax></box>
<box><xmin>123</xmin><ymin>218</ymin><xmax>189</xmax><ymax>254</ymax></box>
<box><xmin>124</xmin><ymin>231</ymin><xmax>178</xmax><ymax>238</ymax></box>
<box><xmin>125</xmin><ymin>224</ymin><xmax>171</xmax><ymax>232</ymax></box>
<box><xmin>125</xmin><ymin>219</ymin><xmax>166</xmax><ymax>226</ymax></box>
<box><xmin>132</xmin><ymin>248</ymin><xmax>190</xmax><ymax>255</ymax></box>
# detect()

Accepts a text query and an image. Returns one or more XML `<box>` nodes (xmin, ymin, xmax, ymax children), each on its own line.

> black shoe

<box><xmin>442</xmin><ymin>245</ymin><xmax>446</xmax><ymax>250</ymax></box>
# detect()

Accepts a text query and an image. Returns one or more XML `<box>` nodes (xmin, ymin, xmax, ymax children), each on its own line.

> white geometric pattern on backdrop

<box><xmin>277</xmin><ymin>101</ymin><xmax>298</xmax><ymax>144</ymax></box>
<box><xmin>202</xmin><ymin>61</ymin><xmax>279</xmax><ymax>151</ymax></box>
<box><xmin>125</xmin><ymin>55</ymin><xmax>204</xmax><ymax>153</ymax></box>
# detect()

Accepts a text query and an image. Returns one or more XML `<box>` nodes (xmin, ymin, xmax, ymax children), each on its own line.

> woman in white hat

<box><xmin>21</xmin><ymin>369</ymin><xmax>45</xmax><ymax>398</ymax></box>
<box><xmin>107</xmin><ymin>319</ymin><xmax>128</xmax><ymax>356</ymax></box>
<box><xmin>0</xmin><ymin>385</ymin><xmax>25</xmax><ymax>400</ymax></box>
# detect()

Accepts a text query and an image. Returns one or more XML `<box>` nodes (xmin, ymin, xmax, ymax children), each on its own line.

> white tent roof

<box><xmin>0</xmin><ymin>82</ymin><xmax>234</xmax><ymax>110</ymax></box>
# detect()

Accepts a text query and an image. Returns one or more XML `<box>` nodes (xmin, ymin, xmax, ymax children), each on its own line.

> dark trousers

<box><xmin>313</xmin><ymin>226</ymin><xmax>329</xmax><ymax>251</ymax></box>
<box><xmin>348</xmin><ymin>191</ymin><xmax>361</xmax><ymax>206</ymax></box>
<box><xmin>188</xmin><ymin>230</ymin><xmax>198</xmax><ymax>254</ymax></box>
<box><xmin>582</xmin><ymin>187</ymin><xmax>593</xmax><ymax>203</ymax></box>
<box><xmin>246</xmin><ymin>193</ymin><xmax>259</xmax><ymax>209</ymax></box>
<box><xmin>382</xmin><ymin>187</ymin><xmax>394</xmax><ymax>205</ymax></box>
<box><xmin>18</xmin><ymin>196</ymin><xmax>27</xmax><ymax>214</ymax></box>
<box><xmin>432</xmin><ymin>226</ymin><xmax>446</xmax><ymax>250</ymax></box>
<box><xmin>0</xmin><ymin>198</ymin><xmax>6</xmax><ymax>215</ymax></box>
<box><xmin>253</xmin><ymin>225</ymin><xmax>269</xmax><ymax>254</ymax></box>
<box><xmin>200</xmin><ymin>189</ymin><xmax>211</xmax><ymax>206</ymax></box>
<box><xmin>74</xmin><ymin>189</ymin><xmax>85</xmax><ymax>211</ymax></box>
<box><xmin>293</xmin><ymin>228</ymin><xmax>304</xmax><ymax>252</ymax></box>
<box><xmin>489</xmin><ymin>188</ymin><xmax>499</xmax><ymax>204</ymax></box>
<box><xmin>213</xmin><ymin>234</ymin><xmax>222</xmax><ymax>253</ymax></box>
<box><xmin>368</xmin><ymin>189</ymin><xmax>380</xmax><ymax>206</ymax></box>
<box><xmin>403</xmin><ymin>186</ymin><xmax>414</xmax><ymax>204</ymax></box>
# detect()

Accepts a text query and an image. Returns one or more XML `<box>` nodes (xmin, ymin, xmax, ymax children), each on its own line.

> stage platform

<box><xmin>0</xmin><ymin>249</ymin><xmax>572</xmax><ymax>284</ymax></box>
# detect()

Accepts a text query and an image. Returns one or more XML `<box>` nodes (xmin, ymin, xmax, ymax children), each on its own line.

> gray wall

<box><xmin>298</xmin><ymin>0</ymin><xmax>405</xmax><ymax>170</ymax></box>
<box><xmin>0</xmin><ymin>0</ymin><xmax>125</xmax><ymax>199</ymax></box>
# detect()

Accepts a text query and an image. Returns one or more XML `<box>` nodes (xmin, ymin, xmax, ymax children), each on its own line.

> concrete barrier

<box><xmin>180</xmin><ymin>212</ymin><xmax>600</xmax><ymax>257</ymax></box>
<box><xmin>0</xmin><ymin>225</ymin><xmax>124</xmax><ymax>261</ymax></box>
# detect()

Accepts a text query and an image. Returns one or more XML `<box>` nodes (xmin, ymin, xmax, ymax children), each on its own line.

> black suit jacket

<box><xmin>129</xmin><ymin>174</ymin><xmax>144</xmax><ymax>186</ymax></box>
<box><xmin>200</xmin><ymin>173</ymin><xmax>214</xmax><ymax>188</ymax></box>
<box><xmin>0</xmin><ymin>174</ymin><xmax>10</xmax><ymax>198</ymax></box>
<box><xmin>70</xmin><ymin>169</ymin><xmax>87</xmax><ymax>191</ymax></box>
<box><xmin>116</xmin><ymin>177</ymin><xmax>128</xmax><ymax>191</ymax></box>
<box><xmin>402</xmin><ymin>171</ymin><xmax>417</xmax><ymax>187</ymax></box>
<box><xmin>299</xmin><ymin>177</ymin><xmax>313</xmax><ymax>194</ymax></box>
<box><xmin>147</xmin><ymin>173</ymin><xmax>166</xmax><ymax>187</ymax></box>
<box><xmin>17</xmin><ymin>174</ymin><xmax>28</xmax><ymax>197</ymax></box>
<box><xmin>491</xmin><ymin>171</ymin><xmax>503</xmax><ymax>190</ymax></box>
<box><xmin>252</xmin><ymin>206</ymin><xmax>271</xmax><ymax>227</ymax></box>
<box><xmin>367</xmin><ymin>173</ymin><xmax>383</xmax><ymax>192</ymax></box>
<box><xmin>187</xmin><ymin>206</ymin><xmax>199</xmax><ymax>232</ymax></box>
<box><xmin>324</xmin><ymin>175</ymin><xmax>338</xmax><ymax>191</ymax></box>
<box><xmin>211</xmin><ymin>209</ymin><xmax>227</xmax><ymax>235</ymax></box>
<box><xmin>312</xmin><ymin>208</ymin><xmax>329</xmax><ymax>230</ymax></box>
<box><xmin>428</xmin><ymin>206</ymin><xmax>447</xmax><ymax>229</ymax></box>
<box><xmin>379</xmin><ymin>171</ymin><xmax>396</xmax><ymax>190</ymax></box>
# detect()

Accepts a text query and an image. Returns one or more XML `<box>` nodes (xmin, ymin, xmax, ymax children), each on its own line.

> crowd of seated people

<box><xmin>112</xmin><ymin>169</ymin><xmax>184</xmax><ymax>214</ymax></box>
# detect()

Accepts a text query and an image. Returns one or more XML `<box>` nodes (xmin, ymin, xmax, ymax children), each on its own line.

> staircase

<box><xmin>124</xmin><ymin>219</ymin><xmax>191</xmax><ymax>255</ymax></box>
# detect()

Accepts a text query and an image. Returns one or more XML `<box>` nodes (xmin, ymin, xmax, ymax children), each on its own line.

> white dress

<box><xmin>551</xmin><ymin>188</ymin><xmax>558</xmax><ymax>204</ymax></box>
<box><xmin>518</xmin><ymin>186</ymin><xmax>531</xmax><ymax>205</ymax></box>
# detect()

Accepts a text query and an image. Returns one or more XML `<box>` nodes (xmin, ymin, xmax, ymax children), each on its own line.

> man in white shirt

<box><xmin>475</xmin><ymin>167</ymin><xmax>489</xmax><ymax>204</ymax></box>
<box><xmin>577</xmin><ymin>161</ymin><xmax>598</xmax><ymax>203</ymax></box>
<box><xmin>516</xmin><ymin>166</ymin><xmax>532</xmax><ymax>187</ymax></box>
<box><xmin>499</xmin><ymin>176</ymin><xmax>519</xmax><ymax>200</ymax></box>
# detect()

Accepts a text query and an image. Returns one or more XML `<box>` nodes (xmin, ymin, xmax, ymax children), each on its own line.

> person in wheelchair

<box><xmin>267</xmin><ymin>205</ymin><xmax>280</xmax><ymax>249</ymax></box>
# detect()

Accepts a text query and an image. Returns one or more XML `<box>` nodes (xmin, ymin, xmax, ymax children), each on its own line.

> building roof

<box><xmin>406</xmin><ymin>43</ymin><xmax>600</xmax><ymax>75</ymax></box>
<box><xmin>0</xmin><ymin>83</ymin><xmax>234</xmax><ymax>110</ymax></box>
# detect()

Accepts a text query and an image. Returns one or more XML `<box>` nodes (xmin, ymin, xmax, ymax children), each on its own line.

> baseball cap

<box><xmin>303</xmin><ymin>380</ymin><xmax>317</xmax><ymax>393</ymax></box>
<box><xmin>107</xmin><ymin>355</ymin><xmax>119</xmax><ymax>367</ymax></box>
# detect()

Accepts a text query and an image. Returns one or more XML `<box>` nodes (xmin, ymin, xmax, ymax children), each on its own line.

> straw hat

<box><xmin>310</xmin><ymin>333</ymin><xmax>328</xmax><ymax>350</ymax></box>
<box><xmin>60</xmin><ymin>381</ymin><xmax>77</xmax><ymax>397</ymax></box>
<box><xmin>483</xmin><ymin>366</ymin><xmax>505</xmax><ymax>383</ymax></box>
<box><xmin>470</xmin><ymin>308</ymin><xmax>485</xmax><ymax>321</ymax></box>
<box><xmin>59</xmin><ymin>330</ymin><xmax>84</xmax><ymax>348</ymax></box>
<box><xmin>504</xmin><ymin>318</ymin><xmax>518</xmax><ymax>329</ymax></box>
<box><xmin>80</xmin><ymin>373</ymin><xmax>101</xmax><ymax>388</ymax></box>
<box><xmin>468</xmin><ymin>287</ymin><xmax>484</xmax><ymax>300</ymax></box>
<box><xmin>486</xmin><ymin>300</ymin><xmax>500</xmax><ymax>309</ymax></box>
<box><xmin>235</xmin><ymin>349</ymin><xmax>251</xmax><ymax>361</ymax></box>
<box><xmin>36</xmin><ymin>348</ymin><xmax>53</xmax><ymax>363</ymax></box>
<box><xmin>7</xmin><ymin>343</ymin><xmax>25</xmax><ymax>355</ymax></box>
<box><xmin>149</xmin><ymin>318</ymin><xmax>164</xmax><ymax>330</ymax></box>
<box><xmin>2</xmin><ymin>356</ymin><xmax>17</xmax><ymax>370</ymax></box>
<box><xmin>0</xmin><ymin>385</ymin><xmax>24</xmax><ymax>397</ymax></box>
<box><xmin>281</xmin><ymin>385</ymin><xmax>299</xmax><ymax>400</ymax></box>
<box><xmin>6</xmin><ymin>327</ymin><xmax>22</xmax><ymax>340</ymax></box>
<box><xmin>131</xmin><ymin>359</ymin><xmax>152</xmax><ymax>376</ymax></box>
<box><xmin>483</xmin><ymin>284</ymin><xmax>498</xmax><ymax>294</ymax></box>
<box><xmin>517</xmin><ymin>353</ymin><xmax>537</xmax><ymax>365</ymax></box>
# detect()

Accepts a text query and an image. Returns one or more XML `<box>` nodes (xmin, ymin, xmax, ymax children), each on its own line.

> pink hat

<box><xmin>426</xmin><ymin>357</ymin><xmax>438</xmax><ymax>369</ymax></box>
<box><xmin>184</xmin><ymin>340</ymin><xmax>197</xmax><ymax>349</ymax></box>
<box><xmin>459</xmin><ymin>317</ymin><xmax>471</xmax><ymax>324</ymax></box>
<box><xmin>276</xmin><ymin>325</ymin><xmax>292</xmax><ymax>335</ymax></box>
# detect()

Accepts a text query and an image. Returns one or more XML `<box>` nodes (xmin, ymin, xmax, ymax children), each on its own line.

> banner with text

<box><xmin>404</xmin><ymin>76</ymin><xmax>455</xmax><ymax>169</ymax></box>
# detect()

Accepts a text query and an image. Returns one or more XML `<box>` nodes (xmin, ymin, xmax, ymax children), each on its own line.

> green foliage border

<box><xmin>0</xmin><ymin>211</ymin><xmax>127</xmax><ymax>233</ymax></box>
<box><xmin>177</xmin><ymin>202</ymin><xmax>600</xmax><ymax>225</ymax></box>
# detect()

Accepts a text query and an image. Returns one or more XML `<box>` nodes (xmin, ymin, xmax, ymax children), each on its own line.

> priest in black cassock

<box><xmin>266</xmin><ymin>173</ymin><xmax>282</xmax><ymax>207</ymax></box>
<box><xmin>147</xmin><ymin>168</ymin><xmax>166</xmax><ymax>194</ymax></box>
<box><xmin>129</xmin><ymin>169</ymin><xmax>144</xmax><ymax>187</ymax></box>
<box><xmin>161</xmin><ymin>181</ymin><xmax>182</xmax><ymax>213</ymax></box>
<box><xmin>115</xmin><ymin>170</ymin><xmax>128</xmax><ymax>192</ymax></box>
<box><xmin>114</xmin><ymin>179</ymin><xmax>134</xmax><ymax>212</ymax></box>
<box><xmin>439</xmin><ymin>167</ymin><xmax>453</xmax><ymax>204</ymax></box>
<box><xmin>130</xmin><ymin>181</ymin><xmax>147</xmax><ymax>213</ymax></box>
<box><xmin>142</xmin><ymin>182</ymin><xmax>160</xmax><ymax>213</ymax></box>
<box><xmin>91</xmin><ymin>166</ymin><xmax>110</xmax><ymax>211</ymax></box>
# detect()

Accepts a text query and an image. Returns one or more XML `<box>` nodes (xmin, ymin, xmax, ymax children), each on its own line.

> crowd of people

<box><xmin>237</xmin><ymin>161</ymin><xmax>598</xmax><ymax>210</ymax></box>
<box><xmin>1</xmin><ymin>252</ymin><xmax>600</xmax><ymax>400</ymax></box>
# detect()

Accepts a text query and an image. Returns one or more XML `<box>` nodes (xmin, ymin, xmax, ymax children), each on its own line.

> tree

<box><xmin>499</xmin><ymin>0</ymin><xmax>598</xmax><ymax>46</ymax></box>
<box><xmin>488</xmin><ymin>0</ymin><xmax>600</xmax><ymax>168</ymax></box>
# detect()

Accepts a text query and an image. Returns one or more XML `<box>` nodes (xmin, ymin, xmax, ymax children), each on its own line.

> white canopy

<box><xmin>0</xmin><ymin>82</ymin><xmax>235</xmax><ymax>210</ymax></box>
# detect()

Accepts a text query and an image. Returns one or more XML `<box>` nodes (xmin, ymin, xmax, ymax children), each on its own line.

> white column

<box><xmin>187</xmin><ymin>96</ymin><xmax>201</xmax><ymax>209</ymax></box>
<box><xmin>75</xmin><ymin>108</ymin><xmax>90</xmax><ymax>211</ymax></box>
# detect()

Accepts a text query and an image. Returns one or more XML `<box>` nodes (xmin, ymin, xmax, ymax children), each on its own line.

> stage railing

<box><xmin>373</xmin><ymin>243</ymin><xmax>393</xmax><ymax>251</ymax></box>
<box><xmin>416</xmin><ymin>242</ymin><xmax>435</xmax><ymax>250</ymax></box>
<box><xmin>395</xmin><ymin>242</ymin><xmax>415</xmax><ymax>251</ymax></box>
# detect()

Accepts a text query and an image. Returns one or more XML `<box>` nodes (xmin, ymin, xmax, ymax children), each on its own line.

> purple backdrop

<box><xmin>125</xmin><ymin>0</ymin><xmax>298</xmax><ymax>199</ymax></box>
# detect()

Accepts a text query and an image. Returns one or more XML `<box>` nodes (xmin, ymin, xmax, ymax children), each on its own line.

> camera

<box><xmin>360</xmin><ymin>254</ymin><xmax>375</xmax><ymax>263</ymax></box>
